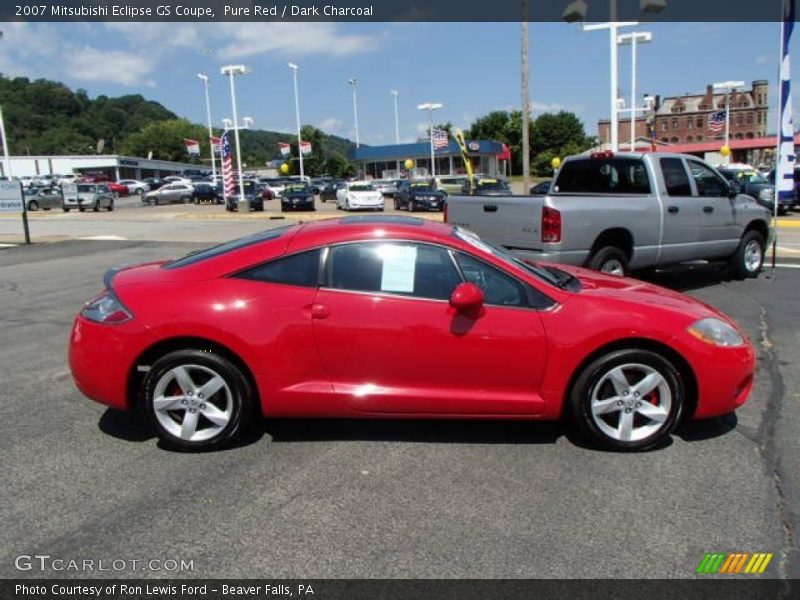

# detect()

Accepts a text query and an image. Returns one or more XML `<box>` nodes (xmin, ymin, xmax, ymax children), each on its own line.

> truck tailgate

<box><xmin>446</xmin><ymin>195</ymin><xmax>543</xmax><ymax>251</ymax></box>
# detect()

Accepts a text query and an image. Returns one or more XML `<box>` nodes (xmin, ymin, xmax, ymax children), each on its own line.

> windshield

<box><xmin>736</xmin><ymin>171</ymin><xmax>768</xmax><ymax>184</ymax></box>
<box><xmin>350</xmin><ymin>184</ymin><xmax>375</xmax><ymax>192</ymax></box>
<box><xmin>410</xmin><ymin>182</ymin><xmax>435</xmax><ymax>192</ymax></box>
<box><xmin>285</xmin><ymin>185</ymin><xmax>311</xmax><ymax>193</ymax></box>
<box><xmin>453</xmin><ymin>227</ymin><xmax>566</xmax><ymax>289</ymax></box>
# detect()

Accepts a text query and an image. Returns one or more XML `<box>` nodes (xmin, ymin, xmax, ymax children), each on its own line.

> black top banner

<box><xmin>1</xmin><ymin>0</ymin><xmax>797</xmax><ymax>22</ymax></box>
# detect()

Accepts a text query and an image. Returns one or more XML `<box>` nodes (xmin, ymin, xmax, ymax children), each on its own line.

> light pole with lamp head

<box><xmin>197</xmin><ymin>73</ymin><xmax>217</xmax><ymax>183</ymax></box>
<box><xmin>390</xmin><ymin>90</ymin><xmax>400</xmax><ymax>144</ymax></box>
<box><xmin>417</xmin><ymin>102</ymin><xmax>443</xmax><ymax>179</ymax></box>
<box><xmin>713</xmin><ymin>80</ymin><xmax>745</xmax><ymax>163</ymax></box>
<box><xmin>349</xmin><ymin>78</ymin><xmax>360</xmax><ymax>148</ymax></box>
<box><xmin>288</xmin><ymin>63</ymin><xmax>305</xmax><ymax>180</ymax></box>
<box><xmin>221</xmin><ymin>64</ymin><xmax>249</xmax><ymax>200</ymax></box>
<box><xmin>617</xmin><ymin>30</ymin><xmax>652</xmax><ymax>150</ymax></box>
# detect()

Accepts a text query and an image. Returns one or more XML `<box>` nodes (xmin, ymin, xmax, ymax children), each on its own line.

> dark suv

<box><xmin>393</xmin><ymin>180</ymin><xmax>446</xmax><ymax>212</ymax></box>
<box><xmin>718</xmin><ymin>168</ymin><xmax>790</xmax><ymax>215</ymax></box>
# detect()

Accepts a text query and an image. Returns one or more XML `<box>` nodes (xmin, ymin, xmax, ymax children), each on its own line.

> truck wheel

<box><xmin>92</xmin><ymin>201</ymin><xmax>100</xmax><ymax>212</ymax></box>
<box><xmin>588</xmin><ymin>246</ymin><xmax>629</xmax><ymax>276</ymax></box>
<box><xmin>729</xmin><ymin>230</ymin><xmax>765</xmax><ymax>280</ymax></box>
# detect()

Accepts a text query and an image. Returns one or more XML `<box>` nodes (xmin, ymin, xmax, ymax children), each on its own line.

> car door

<box><xmin>656</xmin><ymin>156</ymin><xmax>706</xmax><ymax>264</ymax></box>
<box><xmin>685</xmin><ymin>159</ymin><xmax>740</xmax><ymax>257</ymax></box>
<box><xmin>42</xmin><ymin>188</ymin><xmax>61</xmax><ymax>209</ymax></box>
<box><xmin>311</xmin><ymin>241</ymin><xmax>548</xmax><ymax>415</ymax></box>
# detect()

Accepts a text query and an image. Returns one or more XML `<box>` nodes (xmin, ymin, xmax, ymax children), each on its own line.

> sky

<box><xmin>0</xmin><ymin>21</ymin><xmax>796</xmax><ymax>146</ymax></box>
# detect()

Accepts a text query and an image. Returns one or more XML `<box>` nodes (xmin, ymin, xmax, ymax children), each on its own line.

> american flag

<box><xmin>708</xmin><ymin>110</ymin><xmax>726</xmax><ymax>133</ymax></box>
<box><xmin>432</xmin><ymin>128</ymin><xmax>449</xmax><ymax>150</ymax></box>
<box><xmin>220</xmin><ymin>133</ymin><xmax>235</xmax><ymax>198</ymax></box>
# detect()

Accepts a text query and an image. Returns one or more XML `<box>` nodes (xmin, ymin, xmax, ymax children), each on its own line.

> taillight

<box><xmin>81</xmin><ymin>290</ymin><xmax>133</xmax><ymax>324</ymax></box>
<box><xmin>541</xmin><ymin>206</ymin><xmax>561</xmax><ymax>243</ymax></box>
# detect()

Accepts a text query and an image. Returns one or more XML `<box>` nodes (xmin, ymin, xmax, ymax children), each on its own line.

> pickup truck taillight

<box><xmin>541</xmin><ymin>207</ymin><xmax>562</xmax><ymax>243</ymax></box>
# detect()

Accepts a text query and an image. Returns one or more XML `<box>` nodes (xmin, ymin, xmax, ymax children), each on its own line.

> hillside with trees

<box><xmin>0</xmin><ymin>74</ymin><xmax>357</xmax><ymax>176</ymax></box>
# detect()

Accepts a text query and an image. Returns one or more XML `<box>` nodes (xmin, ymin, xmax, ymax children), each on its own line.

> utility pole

<box><xmin>521</xmin><ymin>0</ymin><xmax>531</xmax><ymax>193</ymax></box>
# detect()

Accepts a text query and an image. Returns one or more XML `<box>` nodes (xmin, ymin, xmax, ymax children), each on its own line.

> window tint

<box><xmin>236</xmin><ymin>249</ymin><xmax>320</xmax><ymax>287</ymax></box>
<box><xmin>554</xmin><ymin>158</ymin><xmax>651</xmax><ymax>194</ymax></box>
<box><xmin>165</xmin><ymin>225</ymin><xmax>293</xmax><ymax>269</ymax></box>
<box><xmin>328</xmin><ymin>243</ymin><xmax>461</xmax><ymax>301</ymax></box>
<box><xmin>660</xmin><ymin>158</ymin><xmax>692</xmax><ymax>196</ymax></box>
<box><xmin>454</xmin><ymin>253</ymin><xmax>528</xmax><ymax>307</ymax></box>
<box><xmin>688</xmin><ymin>161</ymin><xmax>728</xmax><ymax>197</ymax></box>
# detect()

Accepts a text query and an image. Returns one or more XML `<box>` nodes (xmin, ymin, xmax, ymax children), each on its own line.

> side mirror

<box><xmin>728</xmin><ymin>183</ymin><xmax>739</xmax><ymax>199</ymax></box>
<box><xmin>450</xmin><ymin>282</ymin><xmax>484</xmax><ymax>313</ymax></box>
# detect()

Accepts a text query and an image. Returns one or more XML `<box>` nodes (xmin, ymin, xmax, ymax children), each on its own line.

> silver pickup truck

<box><xmin>445</xmin><ymin>152</ymin><xmax>772</xmax><ymax>279</ymax></box>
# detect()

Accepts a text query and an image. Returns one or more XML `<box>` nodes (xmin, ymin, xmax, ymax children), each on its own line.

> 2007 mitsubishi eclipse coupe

<box><xmin>69</xmin><ymin>216</ymin><xmax>755</xmax><ymax>451</ymax></box>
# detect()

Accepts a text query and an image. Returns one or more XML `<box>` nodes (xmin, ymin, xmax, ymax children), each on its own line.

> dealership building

<box><xmin>0</xmin><ymin>154</ymin><xmax>202</xmax><ymax>181</ymax></box>
<box><xmin>352</xmin><ymin>140</ymin><xmax>509</xmax><ymax>180</ymax></box>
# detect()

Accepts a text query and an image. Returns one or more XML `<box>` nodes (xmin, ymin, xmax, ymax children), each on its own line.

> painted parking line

<box><xmin>775</xmin><ymin>262</ymin><xmax>800</xmax><ymax>269</ymax></box>
<box><xmin>78</xmin><ymin>235</ymin><xmax>129</xmax><ymax>241</ymax></box>
<box><xmin>0</xmin><ymin>243</ymin><xmax>17</xmax><ymax>248</ymax></box>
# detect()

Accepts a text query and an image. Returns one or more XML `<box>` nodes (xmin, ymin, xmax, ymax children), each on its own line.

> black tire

<box><xmin>393</xmin><ymin>198</ymin><xmax>400</xmax><ymax>211</ymax></box>
<box><xmin>408</xmin><ymin>199</ymin><xmax>416</xmax><ymax>212</ymax></box>
<box><xmin>107</xmin><ymin>199</ymin><xmax>114</xmax><ymax>211</ymax></box>
<box><xmin>27</xmin><ymin>200</ymin><xmax>39</xmax><ymax>211</ymax></box>
<box><xmin>570</xmin><ymin>349</ymin><xmax>684</xmax><ymax>452</ymax></box>
<box><xmin>134</xmin><ymin>188</ymin><xmax>144</xmax><ymax>195</ymax></box>
<box><xmin>79</xmin><ymin>207</ymin><xmax>86</xmax><ymax>212</ymax></box>
<box><xmin>63</xmin><ymin>207</ymin><xmax>70</xmax><ymax>212</ymax></box>
<box><xmin>587</xmin><ymin>246</ymin><xmax>629</xmax><ymax>276</ymax></box>
<box><xmin>142</xmin><ymin>349</ymin><xmax>256</xmax><ymax>451</ymax></box>
<box><xmin>729</xmin><ymin>229</ymin><xmax>765</xmax><ymax>280</ymax></box>
<box><xmin>92</xmin><ymin>201</ymin><xmax>100</xmax><ymax>212</ymax></box>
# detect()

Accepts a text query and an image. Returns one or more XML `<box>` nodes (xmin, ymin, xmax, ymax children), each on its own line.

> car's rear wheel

<box><xmin>570</xmin><ymin>349</ymin><xmax>683</xmax><ymax>451</ymax></box>
<box><xmin>729</xmin><ymin>230</ymin><xmax>765</xmax><ymax>280</ymax></box>
<box><xmin>107</xmin><ymin>199</ymin><xmax>114</xmax><ymax>211</ymax></box>
<box><xmin>588</xmin><ymin>246</ymin><xmax>629</xmax><ymax>276</ymax></box>
<box><xmin>27</xmin><ymin>200</ymin><xmax>39</xmax><ymax>211</ymax></box>
<box><xmin>92</xmin><ymin>201</ymin><xmax>100</xmax><ymax>212</ymax></box>
<box><xmin>143</xmin><ymin>349</ymin><xmax>255</xmax><ymax>451</ymax></box>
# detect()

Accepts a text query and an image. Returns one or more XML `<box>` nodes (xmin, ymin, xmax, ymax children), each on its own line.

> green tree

<box><xmin>120</xmin><ymin>119</ymin><xmax>207</xmax><ymax>162</ymax></box>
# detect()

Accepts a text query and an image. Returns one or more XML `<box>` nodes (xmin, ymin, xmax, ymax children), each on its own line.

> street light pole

<box><xmin>197</xmin><ymin>73</ymin><xmax>217</xmax><ymax>183</ymax></box>
<box><xmin>521</xmin><ymin>0</ymin><xmax>531</xmax><ymax>194</ymax></box>
<box><xmin>221</xmin><ymin>64</ymin><xmax>248</xmax><ymax>200</ymax></box>
<box><xmin>617</xmin><ymin>31</ymin><xmax>652</xmax><ymax>151</ymax></box>
<box><xmin>391</xmin><ymin>90</ymin><xmax>400</xmax><ymax>144</ymax></box>
<box><xmin>288</xmin><ymin>63</ymin><xmax>304</xmax><ymax>179</ymax></box>
<box><xmin>417</xmin><ymin>102</ymin><xmax>443</xmax><ymax>179</ymax></box>
<box><xmin>349</xmin><ymin>78</ymin><xmax>360</xmax><ymax>148</ymax></box>
<box><xmin>0</xmin><ymin>102</ymin><xmax>11</xmax><ymax>180</ymax></box>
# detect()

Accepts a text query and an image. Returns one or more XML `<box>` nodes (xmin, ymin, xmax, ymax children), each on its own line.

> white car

<box><xmin>336</xmin><ymin>181</ymin><xmax>385</xmax><ymax>211</ymax></box>
<box><xmin>162</xmin><ymin>175</ymin><xmax>194</xmax><ymax>185</ymax></box>
<box><xmin>118</xmin><ymin>179</ymin><xmax>151</xmax><ymax>195</ymax></box>
<box><xmin>58</xmin><ymin>174</ymin><xmax>78</xmax><ymax>185</ymax></box>
<box><xmin>258</xmin><ymin>179</ymin><xmax>285</xmax><ymax>198</ymax></box>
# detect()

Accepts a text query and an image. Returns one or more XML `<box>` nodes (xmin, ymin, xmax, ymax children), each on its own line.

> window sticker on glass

<box><xmin>378</xmin><ymin>244</ymin><xmax>417</xmax><ymax>293</ymax></box>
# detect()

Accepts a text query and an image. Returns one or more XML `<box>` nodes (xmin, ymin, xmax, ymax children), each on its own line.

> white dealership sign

<box><xmin>0</xmin><ymin>180</ymin><xmax>23</xmax><ymax>213</ymax></box>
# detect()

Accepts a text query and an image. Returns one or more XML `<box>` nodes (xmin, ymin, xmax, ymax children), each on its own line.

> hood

<box><xmin>553</xmin><ymin>264</ymin><xmax>725</xmax><ymax>322</ymax></box>
<box><xmin>411</xmin><ymin>189</ymin><xmax>444</xmax><ymax>198</ymax></box>
<box><xmin>348</xmin><ymin>189</ymin><xmax>381</xmax><ymax>197</ymax></box>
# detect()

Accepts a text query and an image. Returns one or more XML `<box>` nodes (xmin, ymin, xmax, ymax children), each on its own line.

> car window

<box><xmin>555</xmin><ymin>158</ymin><xmax>651</xmax><ymax>194</ymax></box>
<box><xmin>454</xmin><ymin>252</ymin><xmax>528</xmax><ymax>307</ymax></box>
<box><xmin>164</xmin><ymin>225</ymin><xmax>294</xmax><ymax>269</ymax></box>
<box><xmin>349</xmin><ymin>184</ymin><xmax>375</xmax><ymax>192</ymax></box>
<box><xmin>236</xmin><ymin>249</ymin><xmax>321</xmax><ymax>288</ymax></box>
<box><xmin>327</xmin><ymin>242</ymin><xmax>461</xmax><ymax>301</ymax></box>
<box><xmin>688</xmin><ymin>161</ymin><xmax>728</xmax><ymax>197</ymax></box>
<box><xmin>660</xmin><ymin>158</ymin><xmax>692</xmax><ymax>196</ymax></box>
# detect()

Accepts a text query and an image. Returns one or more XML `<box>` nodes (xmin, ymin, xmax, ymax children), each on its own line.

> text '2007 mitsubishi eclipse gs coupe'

<box><xmin>69</xmin><ymin>216</ymin><xmax>755</xmax><ymax>451</ymax></box>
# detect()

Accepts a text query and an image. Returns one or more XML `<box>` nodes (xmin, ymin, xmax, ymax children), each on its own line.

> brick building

<box><xmin>599</xmin><ymin>80</ymin><xmax>769</xmax><ymax>146</ymax></box>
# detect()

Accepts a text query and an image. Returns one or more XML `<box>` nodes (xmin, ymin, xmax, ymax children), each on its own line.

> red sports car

<box><xmin>108</xmin><ymin>182</ymin><xmax>129</xmax><ymax>196</ymax></box>
<box><xmin>69</xmin><ymin>216</ymin><xmax>755</xmax><ymax>451</ymax></box>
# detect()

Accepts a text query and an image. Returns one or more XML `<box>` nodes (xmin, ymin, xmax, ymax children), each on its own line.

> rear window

<box><xmin>77</xmin><ymin>184</ymin><xmax>96</xmax><ymax>193</ymax></box>
<box><xmin>164</xmin><ymin>225</ymin><xmax>293</xmax><ymax>269</ymax></box>
<box><xmin>554</xmin><ymin>158</ymin><xmax>651</xmax><ymax>194</ymax></box>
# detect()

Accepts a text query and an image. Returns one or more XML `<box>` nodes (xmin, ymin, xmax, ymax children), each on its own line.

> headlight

<box><xmin>687</xmin><ymin>317</ymin><xmax>744</xmax><ymax>347</ymax></box>
<box><xmin>759</xmin><ymin>188</ymin><xmax>774</xmax><ymax>201</ymax></box>
<box><xmin>81</xmin><ymin>290</ymin><xmax>133</xmax><ymax>324</ymax></box>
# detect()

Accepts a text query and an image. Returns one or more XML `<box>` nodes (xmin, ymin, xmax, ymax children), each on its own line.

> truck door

<box><xmin>656</xmin><ymin>157</ymin><xmax>705</xmax><ymax>264</ymax></box>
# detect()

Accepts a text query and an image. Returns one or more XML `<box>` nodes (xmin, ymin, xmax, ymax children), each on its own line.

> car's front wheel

<box><xmin>570</xmin><ymin>349</ymin><xmax>683</xmax><ymax>451</ymax></box>
<box><xmin>27</xmin><ymin>200</ymin><xmax>39</xmax><ymax>211</ymax></box>
<box><xmin>143</xmin><ymin>349</ymin><xmax>256</xmax><ymax>451</ymax></box>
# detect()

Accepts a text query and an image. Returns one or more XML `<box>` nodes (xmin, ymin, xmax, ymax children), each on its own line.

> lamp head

<box><xmin>562</xmin><ymin>0</ymin><xmax>587</xmax><ymax>23</ymax></box>
<box><xmin>197</xmin><ymin>73</ymin><xmax>209</xmax><ymax>82</ymax></box>
<box><xmin>288</xmin><ymin>62</ymin><xmax>298</xmax><ymax>71</ymax></box>
<box><xmin>221</xmin><ymin>64</ymin><xmax>249</xmax><ymax>76</ymax></box>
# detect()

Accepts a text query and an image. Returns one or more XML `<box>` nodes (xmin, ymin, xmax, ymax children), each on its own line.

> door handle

<box><xmin>667</xmin><ymin>206</ymin><xmax>679</xmax><ymax>214</ymax></box>
<box><xmin>483</xmin><ymin>204</ymin><xmax>498</xmax><ymax>212</ymax></box>
<box><xmin>703</xmin><ymin>206</ymin><xmax>714</xmax><ymax>214</ymax></box>
<box><xmin>311</xmin><ymin>304</ymin><xmax>330</xmax><ymax>319</ymax></box>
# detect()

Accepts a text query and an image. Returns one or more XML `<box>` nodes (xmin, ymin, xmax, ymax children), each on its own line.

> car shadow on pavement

<box><xmin>673</xmin><ymin>412</ymin><xmax>739</xmax><ymax>442</ymax></box>
<box><xmin>636</xmin><ymin>263</ymin><xmax>734</xmax><ymax>292</ymax></box>
<box><xmin>98</xmin><ymin>407</ymin><xmax>154</xmax><ymax>443</ymax></box>
<box><xmin>261</xmin><ymin>418</ymin><xmax>565</xmax><ymax>446</ymax></box>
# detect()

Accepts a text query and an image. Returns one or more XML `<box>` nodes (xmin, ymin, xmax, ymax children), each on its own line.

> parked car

<box><xmin>62</xmin><ymin>183</ymin><xmax>115</xmax><ymax>212</ymax></box>
<box><xmin>530</xmin><ymin>180</ymin><xmax>552</xmax><ymax>195</ymax></box>
<box><xmin>336</xmin><ymin>181</ymin><xmax>384</xmax><ymax>211</ymax></box>
<box><xmin>394</xmin><ymin>180</ymin><xmax>446</xmax><ymax>212</ymax></box>
<box><xmin>717</xmin><ymin>168</ymin><xmax>788</xmax><ymax>215</ymax></box>
<box><xmin>144</xmin><ymin>183</ymin><xmax>195</xmax><ymax>205</ymax></box>
<box><xmin>374</xmin><ymin>179</ymin><xmax>399</xmax><ymax>197</ymax></box>
<box><xmin>446</xmin><ymin>152</ymin><xmax>771</xmax><ymax>279</ymax></box>
<box><xmin>69</xmin><ymin>216</ymin><xmax>756</xmax><ymax>452</ymax></box>
<box><xmin>143</xmin><ymin>177</ymin><xmax>166</xmax><ymax>191</ymax></box>
<box><xmin>107</xmin><ymin>182</ymin><xmax>129</xmax><ymax>197</ymax></box>
<box><xmin>281</xmin><ymin>183</ymin><xmax>316</xmax><ymax>212</ymax></box>
<box><xmin>26</xmin><ymin>187</ymin><xmax>62</xmax><ymax>211</ymax></box>
<box><xmin>766</xmin><ymin>167</ymin><xmax>800</xmax><ymax>211</ymax></box>
<box><xmin>259</xmin><ymin>178</ymin><xmax>286</xmax><ymax>198</ymax></box>
<box><xmin>319</xmin><ymin>181</ymin><xmax>343</xmax><ymax>203</ymax></box>
<box><xmin>461</xmin><ymin>177</ymin><xmax>512</xmax><ymax>196</ymax></box>
<box><xmin>225</xmin><ymin>180</ymin><xmax>263</xmax><ymax>212</ymax></box>
<box><xmin>162</xmin><ymin>176</ymin><xmax>193</xmax><ymax>185</ymax></box>
<box><xmin>191</xmin><ymin>183</ymin><xmax>221</xmax><ymax>204</ymax></box>
<box><xmin>118</xmin><ymin>179</ymin><xmax>151</xmax><ymax>196</ymax></box>
<box><xmin>437</xmin><ymin>175</ymin><xmax>468</xmax><ymax>195</ymax></box>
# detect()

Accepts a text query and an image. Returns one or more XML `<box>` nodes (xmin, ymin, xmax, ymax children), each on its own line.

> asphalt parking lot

<box><xmin>0</xmin><ymin>205</ymin><xmax>798</xmax><ymax>580</ymax></box>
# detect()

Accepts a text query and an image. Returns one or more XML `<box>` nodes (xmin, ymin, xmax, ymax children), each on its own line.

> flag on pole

<box><xmin>432</xmin><ymin>128</ymin><xmax>449</xmax><ymax>150</ymax></box>
<box><xmin>707</xmin><ymin>110</ymin><xmax>726</xmax><ymax>133</ymax></box>
<box><xmin>220</xmin><ymin>133</ymin><xmax>235</xmax><ymax>199</ymax></box>
<box><xmin>184</xmin><ymin>138</ymin><xmax>200</xmax><ymax>156</ymax></box>
<box><xmin>300</xmin><ymin>141</ymin><xmax>312</xmax><ymax>156</ymax></box>
<box><xmin>279</xmin><ymin>142</ymin><xmax>291</xmax><ymax>157</ymax></box>
<box><xmin>210</xmin><ymin>136</ymin><xmax>221</xmax><ymax>155</ymax></box>
<box><xmin>775</xmin><ymin>0</ymin><xmax>795</xmax><ymax>218</ymax></box>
